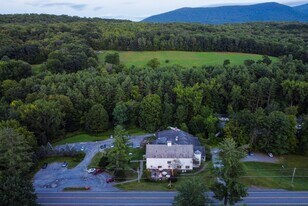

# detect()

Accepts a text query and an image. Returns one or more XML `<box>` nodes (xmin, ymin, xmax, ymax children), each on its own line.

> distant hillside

<box><xmin>142</xmin><ymin>2</ymin><xmax>308</xmax><ymax>24</ymax></box>
<box><xmin>294</xmin><ymin>3</ymin><xmax>308</xmax><ymax>15</ymax></box>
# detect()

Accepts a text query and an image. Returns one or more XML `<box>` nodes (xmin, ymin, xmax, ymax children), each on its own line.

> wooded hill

<box><xmin>142</xmin><ymin>2</ymin><xmax>308</xmax><ymax>24</ymax></box>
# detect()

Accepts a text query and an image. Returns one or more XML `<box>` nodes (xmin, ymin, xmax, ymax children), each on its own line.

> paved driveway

<box><xmin>211</xmin><ymin>148</ymin><xmax>278</xmax><ymax>164</ymax></box>
<box><xmin>33</xmin><ymin>134</ymin><xmax>153</xmax><ymax>192</ymax></box>
<box><xmin>242</xmin><ymin>152</ymin><xmax>278</xmax><ymax>163</ymax></box>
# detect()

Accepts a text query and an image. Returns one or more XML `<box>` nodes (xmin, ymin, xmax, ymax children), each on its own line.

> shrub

<box><xmin>98</xmin><ymin>155</ymin><xmax>109</xmax><ymax>169</ymax></box>
<box><xmin>114</xmin><ymin>169</ymin><xmax>126</xmax><ymax>181</ymax></box>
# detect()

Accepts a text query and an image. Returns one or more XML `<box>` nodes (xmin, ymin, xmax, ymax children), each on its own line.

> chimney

<box><xmin>167</xmin><ymin>141</ymin><xmax>172</xmax><ymax>147</ymax></box>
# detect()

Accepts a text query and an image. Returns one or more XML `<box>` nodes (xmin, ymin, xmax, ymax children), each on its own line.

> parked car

<box><xmin>248</xmin><ymin>151</ymin><xmax>254</xmax><ymax>156</ymax></box>
<box><xmin>100</xmin><ymin>144</ymin><xmax>106</xmax><ymax>149</ymax></box>
<box><xmin>87</xmin><ymin>168</ymin><xmax>96</xmax><ymax>174</ymax></box>
<box><xmin>42</xmin><ymin>163</ymin><xmax>48</xmax><ymax>169</ymax></box>
<box><xmin>268</xmin><ymin>153</ymin><xmax>274</xmax><ymax>158</ymax></box>
<box><xmin>61</xmin><ymin>161</ymin><xmax>68</xmax><ymax>167</ymax></box>
<box><xmin>93</xmin><ymin>168</ymin><xmax>104</xmax><ymax>175</ymax></box>
<box><xmin>81</xmin><ymin>146</ymin><xmax>85</xmax><ymax>151</ymax></box>
<box><xmin>106</xmin><ymin>178</ymin><xmax>114</xmax><ymax>183</ymax></box>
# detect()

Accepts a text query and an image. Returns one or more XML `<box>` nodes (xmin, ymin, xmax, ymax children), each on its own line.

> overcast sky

<box><xmin>1</xmin><ymin>0</ymin><xmax>307</xmax><ymax>21</ymax></box>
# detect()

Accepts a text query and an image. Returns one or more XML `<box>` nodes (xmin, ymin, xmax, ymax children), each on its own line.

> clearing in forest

<box><xmin>98</xmin><ymin>51</ymin><xmax>277</xmax><ymax>67</ymax></box>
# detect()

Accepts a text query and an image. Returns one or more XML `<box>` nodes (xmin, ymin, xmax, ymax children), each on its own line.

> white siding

<box><xmin>146</xmin><ymin>158</ymin><xmax>193</xmax><ymax>170</ymax></box>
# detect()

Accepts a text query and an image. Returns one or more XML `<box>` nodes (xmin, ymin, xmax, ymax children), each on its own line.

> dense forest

<box><xmin>0</xmin><ymin>14</ymin><xmax>307</xmax><ymax>154</ymax></box>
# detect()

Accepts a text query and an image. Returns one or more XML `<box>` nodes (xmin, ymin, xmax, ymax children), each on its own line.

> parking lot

<box><xmin>33</xmin><ymin>134</ymin><xmax>152</xmax><ymax>192</ymax></box>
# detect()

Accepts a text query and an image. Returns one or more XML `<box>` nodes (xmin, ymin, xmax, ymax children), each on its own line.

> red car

<box><xmin>106</xmin><ymin>178</ymin><xmax>114</xmax><ymax>183</ymax></box>
<box><xmin>93</xmin><ymin>168</ymin><xmax>104</xmax><ymax>175</ymax></box>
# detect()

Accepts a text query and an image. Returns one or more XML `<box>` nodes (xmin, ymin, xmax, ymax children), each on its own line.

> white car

<box><xmin>81</xmin><ymin>146</ymin><xmax>85</xmax><ymax>151</ymax></box>
<box><xmin>268</xmin><ymin>153</ymin><xmax>274</xmax><ymax>158</ymax></box>
<box><xmin>87</xmin><ymin>168</ymin><xmax>96</xmax><ymax>174</ymax></box>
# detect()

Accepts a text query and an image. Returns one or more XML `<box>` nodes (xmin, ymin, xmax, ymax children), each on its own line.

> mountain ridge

<box><xmin>142</xmin><ymin>2</ymin><xmax>308</xmax><ymax>24</ymax></box>
<box><xmin>293</xmin><ymin>3</ymin><xmax>308</xmax><ymax>15</ymax></box>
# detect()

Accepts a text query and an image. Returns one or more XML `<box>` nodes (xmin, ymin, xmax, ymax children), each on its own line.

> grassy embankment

<box><xmin>98</xmin><ymin>51</ymin><xmax>278</xmax><ymax>68</ymax></box>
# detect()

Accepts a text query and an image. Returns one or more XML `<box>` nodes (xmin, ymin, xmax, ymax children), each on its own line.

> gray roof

<box><xmin>146</xmin><ymin>144</ymin><xmax>194</xmax><ymax>158</ymax></box>
<box><xmin>153</xmin><ymin>129</ymin><xmax>206</xmax><ymax>157</ymax></box>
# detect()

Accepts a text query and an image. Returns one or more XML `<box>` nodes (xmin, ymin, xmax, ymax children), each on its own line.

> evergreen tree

<box><xmin>85</xmin><ymin>104</ymin><xmax>109</xmax><ymax>133</ymax></box>
<box><xmin>211</xmin><ymin>138</ymin><xmax>248</xmax><ymax>205</ymax></box>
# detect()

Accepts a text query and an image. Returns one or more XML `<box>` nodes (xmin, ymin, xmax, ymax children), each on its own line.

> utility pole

<box><xmin>291</xmin><ymin>167</ymin><xmax>296</xmax><ymax>186</ymax></box>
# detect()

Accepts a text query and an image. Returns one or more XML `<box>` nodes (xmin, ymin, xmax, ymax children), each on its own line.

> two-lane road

<box><xmin>37</xmin><ymin>191</ymin><xmax>308</xmax><ymax>205</ymax></box>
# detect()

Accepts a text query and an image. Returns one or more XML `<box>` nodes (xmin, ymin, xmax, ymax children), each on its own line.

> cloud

<box><xmin>41</xmin><ymin>2</ymin><xmax>87</xmax><ymax>11</ymax></box>
<box><xmin>100</xmin><ymin>15</ymin><xmax>146</xmax><ymax>21</ymax></box>
<box><xmin>93</xmin><ymin>6</ymin><xmax>103</xmax><ymax>11</ymax></box>
<box><xmin>283</xmin><ymin>0</ymin><xmax>308</xmax><ymax>6</ymax></box>
<box><xmin>123</xmin><ymin>1</ymin><xmax>135</xmax><ymax>5</ymax></box>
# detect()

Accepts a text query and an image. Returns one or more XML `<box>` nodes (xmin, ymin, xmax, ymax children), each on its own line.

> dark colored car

<box><xmin>42</xmin><ymin>163</ymin><xmax>48</xmax><ymax>169</ymax></box>
<box><xmin>106</xmin><ymin>178</ymin><xmax>114</xmax><ymax>183</ymax></box>
<box><xmin>61</xmin><ymin>161</ymin><xmax>68</xmax><ymax>167</ymax></box>
<box><xmin>93</xmin><ymin>168</ymin><xmax>104</xmax><ymax>175</ymax></box>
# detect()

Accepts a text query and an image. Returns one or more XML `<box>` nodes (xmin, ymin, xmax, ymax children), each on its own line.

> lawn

<box><xmin>117</xmin><ymin>155</ymin><xmax>308</xmax><ymax>191</ymax></box>
<box><xmin>53</xmin><ymin>126</ymin><xmax>147</xmax><ymax>146</ymax></box>
<box><xmin>98</xmin><ymin>51</ymin><xmax>277</xmax><ymax>68</ymax></box>
<box><xmin>88</xmin><ymin>148</ymin><xmax>145</xmax><ymax>169</ymax></box>
<box><xmin>88</xmin><ymin>152</ymin><xmax>105</xmax><ymax>169</ymax></box>
<box><xmin>116</xmin><ymin>163</ymin><xmax>214</xmax><ymax>191</ymax></box>
<box><xmin>63</xmin><ymin>187</ymin><xmax>90</xmax><ymax>191</ymax></box>
<box><xmin>53</xmin><ymin>133</ymin><xmax>111</xmax><ymax>146</ymax></box>
<box><xmin>241</xmin><ymin>155</ymin><xmax>308</xmax><ymax>191</ymax></box>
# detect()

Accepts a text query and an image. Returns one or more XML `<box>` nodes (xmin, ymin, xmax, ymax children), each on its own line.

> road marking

<box><xmin>38</xmin><ymin>196</ymin><xmax>174</xmax><ymax>199</ymax></box>
<box><xmin>245</xmin><ymin>196</ymin><xmax>308</xmax><ymax>199</ymax></box>
<box><xmin>37</xmin><ymin>203</ymin><xmax>308</xmax><ymax>206</ymax></box>
<box><xmin>38</xmin><ymin>204</ymin><xmax>171</xmax><ymax>206</ymax></box>
<box><xmin>241</xmin><ymin>204</ymin><xmax>308</xmax><ymax>205</ymax></box>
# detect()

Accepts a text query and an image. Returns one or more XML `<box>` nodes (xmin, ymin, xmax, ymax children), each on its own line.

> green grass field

<box><xmin>117</xmin><ymin>155</ymin><xmax>308</xmax><ymax>191</ymax></box>
<box><xmin>116</xmin><ymin>163</ymin><xmax>214</xmax><ymax>191</ymax></box>
<box><xmin>98</xmin><ymin>51</ymin><xmax>277</xmax><ymax>68</ymax></box>
<box><xmin>241</xmin><ymin>155</ymin><xmax>308</xmax><ymax>191</ymax></box>
<box><xmin>53</xmin><ymin>126</ymin><xmax>147</xmax><ymax>146</ymax></box>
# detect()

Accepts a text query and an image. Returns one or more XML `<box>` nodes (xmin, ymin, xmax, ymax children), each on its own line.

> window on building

<box><xmin>185</xmin><ymin>166</ymin><xmax>190</xmax><ymax>169</ymax></box>
<box><xmin>177</xmin><ymin>166</ymin><xmax>182</xmax><ymax>169</ymax></box>
<box><xmin>158</xmin><ymin>166</ymin><xmax>162</xmax><ymax>169</ymax></box>
<box><xmin>167</xmin><ymin>161</ymin><xmax>171</xmax><ymax>164</ymax></box>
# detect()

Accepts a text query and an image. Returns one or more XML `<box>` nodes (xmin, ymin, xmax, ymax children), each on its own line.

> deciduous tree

<box><xmin>139</xmin><ymin>94</ymin><xmax>162</xmax><ymax>132</ymax></box>
<box><xmin>174</xmin><ymin>177</ymin><xmax>211</xmax><ymax>206</ymax></box>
